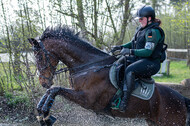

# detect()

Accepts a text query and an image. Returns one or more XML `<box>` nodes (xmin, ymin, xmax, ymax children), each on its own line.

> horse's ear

<box><xmin>75</xmin><ymin>32</ymin><xmax>80</xmax><ymax>36</ymax></box>
<box><xmin>28</xmin><ymin>38</ymin><xmax>41</xmax><ymax>51</ymax></box>
<box><xmin>28</xmin><ymin>38</ymin><xmax>39</xmax><ymax>46</ymax></box>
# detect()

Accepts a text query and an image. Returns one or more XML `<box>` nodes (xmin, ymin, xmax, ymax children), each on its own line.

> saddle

<box><xmin>109</xmin><ymin>57</ymin><xmax>155</xmax><ymax>109</ymax></box>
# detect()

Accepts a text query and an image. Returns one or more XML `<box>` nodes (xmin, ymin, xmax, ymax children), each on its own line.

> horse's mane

<box><xmin>40</xmin><ymin>25</ymin><xmax>108</xmax><ymax>56</ymax></box>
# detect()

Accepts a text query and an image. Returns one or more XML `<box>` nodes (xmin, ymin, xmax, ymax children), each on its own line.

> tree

<box><xmin>117</xmin><ymin>0</ymin><xmax>131</xmax><ymax>45</ymax></box>
<box><xmin>76</xmin><ymin>0</ymin><xmax>87</xmax><ymax>36</ymax></box>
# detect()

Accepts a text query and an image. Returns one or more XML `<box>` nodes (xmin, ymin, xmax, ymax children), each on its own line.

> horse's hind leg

<box><xmin>146</xmin><ymin>119</ymin><xmax>158</xmax><ymax>126</ymax></box>
<box><xmin>185</xmin><ymin>98</ymin><xmax>190</xmax><ymax>126</ymax></box>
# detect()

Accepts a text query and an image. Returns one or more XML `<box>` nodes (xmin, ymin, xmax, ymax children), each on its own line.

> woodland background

<box><xmin>0</xmin><ymin>0</ymin><xmax>190</xmax><ymax>124</ymax></box>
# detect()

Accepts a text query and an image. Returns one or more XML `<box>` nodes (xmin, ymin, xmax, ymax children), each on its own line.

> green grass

<box><xmin>153</xmin><ymin>61</ymin><xmax>190</xmax><ymax>83</ymax></box>
<box><xmin>4</xmin><ymin>92</ymin><xmax>31</xmax><ymax>108</ymax></box>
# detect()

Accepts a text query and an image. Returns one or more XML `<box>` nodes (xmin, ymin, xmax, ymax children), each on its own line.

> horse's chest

<box><xmin>71</xmin><ymin>71</ymin><xmax>94</xmax><ymax>89</ymax></box>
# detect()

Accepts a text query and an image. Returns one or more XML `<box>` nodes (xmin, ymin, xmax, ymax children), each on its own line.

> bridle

<box><xmin>34</xmin><ymin>40</ymin><xmax>58</xmax><ymax>86</ymax></box>
<box><xmin>34</xmin><ymin>40</ymin><xmax>115</xmax><ymax>87</ymax></box>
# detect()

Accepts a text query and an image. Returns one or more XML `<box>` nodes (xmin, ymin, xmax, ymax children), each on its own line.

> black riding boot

<box><xmin>119</xmin><ymin>72</ymin><xmax>135</xmax><ymax>112</ymax></box>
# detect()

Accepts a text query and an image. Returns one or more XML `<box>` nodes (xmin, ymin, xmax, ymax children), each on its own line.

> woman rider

<box><xmin>111</xmin><ymin>6</ymin><xmax>165</xmax><ymax>112</ymax></box>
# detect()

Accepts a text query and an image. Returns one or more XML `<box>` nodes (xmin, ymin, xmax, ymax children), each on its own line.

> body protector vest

<box><xmin>132</xmin><ymin>22</ymin><xmax>166</xmax><ymax>62</ymax></box>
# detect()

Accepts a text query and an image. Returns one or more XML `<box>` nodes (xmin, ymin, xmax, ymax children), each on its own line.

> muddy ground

<box><xmin>0</xmin><ymin>96</ymin><xmax>148</xmax><ymax>126</ymax></box>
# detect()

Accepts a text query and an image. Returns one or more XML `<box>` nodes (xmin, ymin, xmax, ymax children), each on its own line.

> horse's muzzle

<box><xmin>41</xmin><ymin>83</ymin><xmax>52</xmax><ymax>89</ymax></box>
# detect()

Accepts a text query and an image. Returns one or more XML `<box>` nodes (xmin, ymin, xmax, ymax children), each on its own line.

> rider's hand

<box><xmin>120</xmin><ymin>48</ymin><xmax>131</xmax><ymax>55</ymax></box>
<box><xmin>111</xmin><ymin>46</ymin><xmax>122</xmax><ymax>53</ymax></box>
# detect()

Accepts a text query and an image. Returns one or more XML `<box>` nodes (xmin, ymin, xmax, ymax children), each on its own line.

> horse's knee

<box><xmin>46</xmin><ymin>86</ymin><xmax>61</xmax><ymax>96</ymax></box>
<box><xmin>37</xmin><ymin>94</ymin><xmax>49</xmax><ymax>112</ymax></box>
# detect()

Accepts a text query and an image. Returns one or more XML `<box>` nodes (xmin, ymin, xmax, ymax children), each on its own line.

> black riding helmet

<box><xmin>135</xmin><ymin>6</ymin><xmax>155</xmax><ymax>21</ymax></box>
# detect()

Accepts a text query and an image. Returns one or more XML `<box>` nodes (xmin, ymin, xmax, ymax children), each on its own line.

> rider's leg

<box><xmin>119</xmin><ymin>58</ymin><xmax>160</xmax><ymax>112</ymax></box>
<box><xmin>119</xmin><ymin>71</ymin><xmax>135</xmax><ymax>112</ymax></box>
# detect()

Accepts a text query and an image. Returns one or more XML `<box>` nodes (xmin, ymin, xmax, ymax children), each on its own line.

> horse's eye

<box><xmin>36</xmin><ymin>55</ymin><xmax>43</xmax><ymax>61</ymax></box>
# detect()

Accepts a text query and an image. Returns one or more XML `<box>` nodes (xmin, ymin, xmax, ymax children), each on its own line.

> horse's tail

<box><xmin>185</xmin><ymin>97</ymin><xmax>190</xmax><ymax>126</ymax></box>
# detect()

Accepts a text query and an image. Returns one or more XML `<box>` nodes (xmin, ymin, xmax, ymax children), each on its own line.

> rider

<box><xmin>111</xmin><ymin>6</ymin><xmax>165</xmax><ymax>112</ymax></box>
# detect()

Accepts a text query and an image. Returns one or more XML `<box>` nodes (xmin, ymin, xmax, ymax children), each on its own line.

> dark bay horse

<box><xmin>28</xmin><ymin>25</ymin><xmax>190</xmax><ymax>126</ymax></box>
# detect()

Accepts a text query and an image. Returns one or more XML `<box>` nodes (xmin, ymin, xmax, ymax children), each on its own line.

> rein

<box><xmin>35</xmin><ymin>40</ymin><xmax>115</xmax><ymax>79</ymax></box>
<box><xmin>58</xmin><ymin>56</ymin><xmax>114</xmax><ymax>75</ymax></box>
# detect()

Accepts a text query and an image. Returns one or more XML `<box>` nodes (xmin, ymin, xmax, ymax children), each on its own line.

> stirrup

<box><xmin>111</xmin><ymin>97</ymin><xmax>121</xmax><ymax>110</ymax></box>
<box><xmin>111</xmin><ymin>89</ymin><xmax>122</xmax><ymax>110</ymax></box>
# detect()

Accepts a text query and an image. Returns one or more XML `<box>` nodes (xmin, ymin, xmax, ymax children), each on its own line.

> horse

<box><xmin>28</xmin><ymin>25</ymin><xmax>190</xmax><ymax>126</ymax></box>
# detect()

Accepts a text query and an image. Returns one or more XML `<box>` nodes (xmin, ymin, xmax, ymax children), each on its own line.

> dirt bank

<box><xmin>37</xmin><ymin>97</ymin><xmax>148</xmax><ymax>126</ymax></box>
<box><xmin>0</xmin><ymin>95</ymin><xmax>148</xmax><ymax>126</ymax></box>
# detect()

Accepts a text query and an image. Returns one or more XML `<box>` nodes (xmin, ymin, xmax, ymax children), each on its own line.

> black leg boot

<box><xmin>119</xmin><ymin>91</ymin><xmax>129</xmax><ymax>112</ymax></box>
<box><xmin>119</xmin><ymin>72</ymin><xmax>135</xmax><ymax>113</ymax></box>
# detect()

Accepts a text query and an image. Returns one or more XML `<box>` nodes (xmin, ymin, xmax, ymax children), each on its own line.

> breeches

<box><xmin>125</xmin><ymin>58</ymin><xmax>160</xmax><ymax>78</ymax></box>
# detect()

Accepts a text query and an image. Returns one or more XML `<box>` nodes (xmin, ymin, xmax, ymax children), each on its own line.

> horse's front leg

<box><xmin>36</xmin><ymin>87</ymin><xmax>60</xmax><ymax>126</ymax></box>
<box><xmin>37</xmin><ymin>86</ymin><xmax>86</xmax><ymax>126</ymax></box>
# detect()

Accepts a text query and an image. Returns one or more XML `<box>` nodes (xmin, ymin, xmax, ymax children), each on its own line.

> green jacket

<box><xmin>122</xmin><ymin>24</ymin><xmax>162</xmax><ymax>58</ymax></box>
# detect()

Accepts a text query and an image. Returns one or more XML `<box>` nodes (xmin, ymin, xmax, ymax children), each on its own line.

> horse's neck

<box><xmin>45</xmin><ymin>39</ymin><xmax>110</xmax><ymax>68</ymax></box>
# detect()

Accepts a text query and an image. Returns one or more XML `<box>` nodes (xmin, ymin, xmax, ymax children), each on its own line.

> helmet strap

<box><xmin>146</xmin><ymin>17</ymin><xmax>152</xmax><ymax>26</ymax></box>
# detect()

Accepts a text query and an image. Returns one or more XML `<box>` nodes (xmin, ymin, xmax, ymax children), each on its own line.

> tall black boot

<box><xmin>119</xmin><ymin>72</ymin><xmax>135</xmax><ymax>112</ymax></box>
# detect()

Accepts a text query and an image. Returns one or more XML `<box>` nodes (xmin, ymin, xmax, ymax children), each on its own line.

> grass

<box><xmin>153</xmin><ymin>61</ymin><xmax>190</xmax><ymax>83</ymax></box>
<box><xmin>4</xmin><ymin>92</ymin><xmax>31</xmax><ymax>108</ymax></box>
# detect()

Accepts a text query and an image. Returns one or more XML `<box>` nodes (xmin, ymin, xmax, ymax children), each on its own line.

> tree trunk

<box><xmin>37</xmin><ymin>0</ymin><xmax>45</xmax><ymax>30</ymax></box>
<box><xmin>76</xmin><ymin>0</ymin><xmax>87</xmax><ymax>38</ymax></box>
<box><xmin>117</xmin><ymin>0</ymin><xmax>130</xmax><ymax>45</ymax></box>
<box><xmin>151</xmin><ymin>0</ymin><xmax>157</xmax><ymax>10</ymax></box>
<box><xmin>105</xmin><ymin>0</ymin><xmax>118</xmax><ymax>42</ymax></box>
<box><xmin>1</xmin><ymin>0</ymin><xmax>13</xmax><ymax>91</ymax></box>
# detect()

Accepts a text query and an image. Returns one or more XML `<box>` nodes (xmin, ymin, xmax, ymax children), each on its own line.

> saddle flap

<box><xmin>109</xmin><ymin>64</ymin><xmax>124</xmax><ymax>89</ymax></box>
<box><xmin>109</xmin><ymin>65</ymin><xmax>118</xmax><ymax>89</ymax></box>
<box><xmin>109</xmin><ymin>64</ymin><xmax>155</xmax><ymax>101</ymax></box>
<box><xmin>132</xmin><ymin>80</ymin><xmax>155</xmax><ymax>100</ymax></box>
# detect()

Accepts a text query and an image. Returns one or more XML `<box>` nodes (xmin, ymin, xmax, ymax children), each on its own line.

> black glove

<box><xmin>111</xmin><ymin>46</ymin><xmax>122</xmax><ymax>53</ymax></box>
<box><xmin>120</xmin><ymin>48</ymin><xmax>131</xmax><ymax>55</ymax></box>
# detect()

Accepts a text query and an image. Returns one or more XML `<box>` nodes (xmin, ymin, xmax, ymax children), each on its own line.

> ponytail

<box><xmin>154</xmin><ymin>18</ymin><xmax>162</xmax><ymax>26</ymax></box>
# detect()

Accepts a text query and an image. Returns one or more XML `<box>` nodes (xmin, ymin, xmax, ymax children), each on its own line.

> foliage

<box><xmin>4</xmin><ymin>92</ymin><xmax>31</xmax><ymax>108</ymax></box>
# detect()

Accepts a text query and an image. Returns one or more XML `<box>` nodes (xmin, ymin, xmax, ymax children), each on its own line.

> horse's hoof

<box><xmin>39</xmin><ymin>120</ymin><xmax>46</xmax><ymax>126</ymax></box>
<box><xmin>45</xmin><ymin>115</ymin><xmax>57</xmax><ymax>126</ymax></box>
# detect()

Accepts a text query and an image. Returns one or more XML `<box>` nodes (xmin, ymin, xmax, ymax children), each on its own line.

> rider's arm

<box><xmin>122</xmin><ymin>42</ymin><xmax>132</xmax><ymax>48</ymax></box>
<box><xmin>131</xmin><ymin>28</ymin><xmax>162</xmax><ymax>57</ymax></box>
<box><xmin>122</xmin><ymin>40</ymin><xmax>132</xmax><ymax>49</ymax></box>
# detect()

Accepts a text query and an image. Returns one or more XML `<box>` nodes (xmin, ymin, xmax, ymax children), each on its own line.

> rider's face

<box><xmin>139</xmin><ymin>17</ymin><xmax>147</xmax><ymax>28</ymax></box>
<box><xmin>139</xmin><ymin>17</ymin><xmax>151</xmax><ymax>28</ymax></box>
